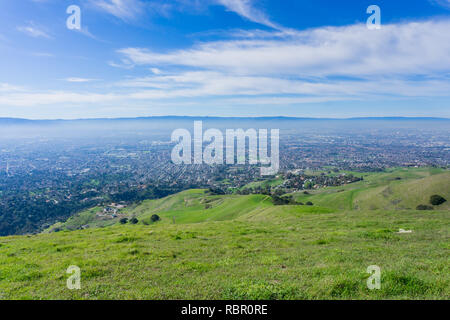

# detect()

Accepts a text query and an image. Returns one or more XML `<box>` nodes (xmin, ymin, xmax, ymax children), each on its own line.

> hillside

<box><xmin>294</xmin><ymin>168</ymin><xmax>450</xmax><ymax>211</ymax></box>
<box><xmin>0</xmin><ymin>167</ymin><xmax>449</xmax><ymax>299</ymax></box>
<box><xmin>44</xmin><ymin>190</ymin><xmax>335</xmax><ymax>233</ymax></box>
<box><xmin>45</xmin><ymin>167</ymin><xmax>449</xmax><ymax>233</ymax></box>
<box><xmin>0</xmin><ymin>209</ymin><xmax>448</xmax><ymax>299</ymax></box>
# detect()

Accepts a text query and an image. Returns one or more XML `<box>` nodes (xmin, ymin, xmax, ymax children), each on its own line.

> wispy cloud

<box><xmin>0</xmin><ymin>83</ymin><xmax>25</xmax><ymax>93</ymax></box>
<box><xmin>63</xmin><ymin>78</ymin><xmax>99</xmax><ymax>83</ymax></box>
<box><xmin>2</xmin><ymin>70</ymin><xmax>449</xmax><ymax>108</ymax></box>
<box><xmin>430</xmin><ymin>0</ymin><xmax>450</xmax><ymax>9</ymax></box>
<box><xmin>108</xmin><ymin>59</ymin><xmax>135</xmax><ymax>69</ymax></box>
<box><xmin>214</xmin><ymin>0</ymin><xmax>278</xmax><ymax>29</ymax></box>
<box><xmin>90</xmin><ymin>0</ymin><xmax>146</xmax><ymax>21</ymax></box>
<box><xmin>17</xmin><ymin>22</ymin><xmax>51</xmax><ymax>39</ymax></box>
<box><xmin>31</xmin><ymin>52</ymin><xmax>55</xmax><ymax>58</ymax></box>
<box><xmin>89</xmin><ymin>0</ymin><xmax>280</xmax><ymax>28</ymax></box>
<box><xmin>74</xmin><ymin>26</ymin><xmax>99</xmax><ymax>40</ymax></box>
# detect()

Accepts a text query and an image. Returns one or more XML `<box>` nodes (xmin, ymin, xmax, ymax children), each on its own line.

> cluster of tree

<box><xmin>271</xmin><ymin>195</ymin><xmax>296</xmax><ymax>205</ymax></box>
<box><xmin>237</xmin><ymin>185</ymin><xmax>273</xmax><ymax>195</ymax></box>
<box><xmin>0</xmin><ymin>171</ymin><xmax>186</xmax><ymax>235</ymax></box>
<box><xmin>271</xmin><ymin>195</ymin><xmax>314</xmax><ymax>206</ymax></box>
<box><xmin>416</xmin><ymin>194</ymin><xmax>446</xmax><ymax>210</ymax></box>
<box><xmin>120</xmin><ymin>214</ymin><xmax>160</xmax><ymax>225</ymax></box>
<box><xmin>206</xmin><ymin>187</ymin><xmax>226</xmax><ymax>195</ymax></box>
<box><xmin>0</xmin><ymin>198</ymin><xmax>96</xmax><ymax>236</ymax></box>
<box><xmin>111</xmin><ymin>186</ymin><xmax>182</xmax><ymax>202</ymax></box>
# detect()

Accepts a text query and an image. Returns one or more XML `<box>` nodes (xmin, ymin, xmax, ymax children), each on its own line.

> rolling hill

<box><xmin>293</xmin><ymin>168</ymin><xmax>450</xmax><ymax>211</ymax></box>
<box><xmin>0</xmin><ymin>167</ymin><xmax>448</xmax><ymax>299</ymax></box>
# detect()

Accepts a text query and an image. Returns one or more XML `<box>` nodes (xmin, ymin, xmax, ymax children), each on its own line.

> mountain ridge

<box><xmin>0</xmin><ymin>116</ymin><xmax>449</xmax><ymax>123</ymax></box>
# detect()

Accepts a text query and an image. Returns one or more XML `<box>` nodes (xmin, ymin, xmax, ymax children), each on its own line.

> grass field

<box><xmin>0</xmin><ymin>167</ymin><xmax>448</xmax><ymax>300</ymax></box>
<box><xmin>293</xmin><ymin>167</ymin><xmax>450</xmax><ymax>211</ymax></box>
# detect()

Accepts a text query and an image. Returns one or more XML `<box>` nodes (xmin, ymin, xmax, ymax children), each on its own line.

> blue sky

<box><xmin>0</xmin><ymin>0</ymin><xmax>449</xmax><ymax>119</ymax></box>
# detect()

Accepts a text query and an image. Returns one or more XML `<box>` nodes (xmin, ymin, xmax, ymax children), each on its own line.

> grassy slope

<box><xmin>240</xmin><ymin>177</ymin><xmax>284</xmax><ymax>191</ymax></box>
<box><xmin>0</xmin><ymin>209</ymin><xmax>448</xmax><ymax>299</ymax></box>
<box><xmin>125</xmin><ymin>190</ymin><xmax>274</xmax><ymax>224</ymax></box>
<box><xmin>294</xmin><ymin>168</ymin><xmax>450</xmax><ymax>211</ymax></box>
<box><xmin>0</xmin><ymin>167</ymin><xmax>448</xmax><ymax>300</ymax></box>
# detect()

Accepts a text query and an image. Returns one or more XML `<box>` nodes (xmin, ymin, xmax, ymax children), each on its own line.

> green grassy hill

<box><xmin>1</xmin><ymin>167</ymin><xmax>449</xmax><ymax>300</ymax></box>
<box><xmin>124</xmin><ymin>190</ymin><xmax>275</xmax><ymax>224</ymax></box>
<box><xmin>294</xmin><ymin>168</ymin><xmax>450</xmax><ymax>211</ymax></box>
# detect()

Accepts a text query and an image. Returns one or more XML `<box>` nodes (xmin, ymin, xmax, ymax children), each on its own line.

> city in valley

<box><xmin>0</xmin><ymin>117</ymin><xmax>448</xmax><ymax>236</ymax></box>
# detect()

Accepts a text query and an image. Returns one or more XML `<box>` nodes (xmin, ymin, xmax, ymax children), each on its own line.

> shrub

<box><xmin>430</xmin><ymin>195</ymin><xmax>447</xmax><ymax>206</ymax></box>
<box><xmin>119</xmin><ymin>218</ymin><xmax>128</xmax><ymax>224</ymax></box>
<box><xmin>130</xmin><ymin>217</ymin><xmax>139</xmax><ymax>224</ymax></box>
<box><xmin>306</xmin><ymin>201</ymin><xmax>314</xmax><ymax>206</ymax></box>
<box><xmin>416</xmin><ymin>204</ymin><xmax>433</xmax><ymax>210</ymax></box>
<box><xmin>272</xmin><ymin>195</ymin><xmax>295</xmax><ymax>206</ymax></box>
<box><xmin>151</xmin><ymin>214</ymin><xmax>161</xmax><ymax>222</ymax></box>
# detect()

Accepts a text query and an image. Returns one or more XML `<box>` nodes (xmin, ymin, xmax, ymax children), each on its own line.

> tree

<box><xmin>304</xmin><ymin>182</ymin><xmax>313</xmax><ymax>190</ymax></box>
<box><xmin>130</xmin><ymin>217</ymin><xmax>139</xmax><ymax>224</ymax></box>
<box><xmin>119</xmin><ymin>218</ymin><xmax>128</xmax><ymax>224</ymax></box>
<box><xmin>151</xmin><ymin>214</ymin><xmax>161</xmax><ymax>222</ymax></box>
<box><xmin>430</xmin><ymin>195</ymin><xmax>447</xmax><ymax>206</ymax></box>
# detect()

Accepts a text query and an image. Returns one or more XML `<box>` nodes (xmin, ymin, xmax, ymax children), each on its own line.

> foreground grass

<box><xmin>1</xmin><ymin>208</ymin><xmax>448</xmax><ymax>300</ymax></box>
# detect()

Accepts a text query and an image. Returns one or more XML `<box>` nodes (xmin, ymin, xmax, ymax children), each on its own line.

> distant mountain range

<box><xmin>0</xmin><ymin>116</ymin><xmax>448</xmax><ymax>123</ymax></box>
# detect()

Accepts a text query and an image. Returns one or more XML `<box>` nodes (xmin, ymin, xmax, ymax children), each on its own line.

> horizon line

<box><xmin>0</xmin><ymin>116</ymin><xmax>449</xmax><ymax>122</ymax></box>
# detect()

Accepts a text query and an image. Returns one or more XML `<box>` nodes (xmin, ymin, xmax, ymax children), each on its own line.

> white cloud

<box><xmin>115</xmin><ymin>71</ymin><xmax>450</xmax><ymax>99</ymax></box>
<box><xmin>91</xmin><ymin>0</ymin><xmax>146</xmax><ymax>21</ymax></box>
<box><xmin>63</xmin><ymin>78</ymin><xmax>99</xmax><ymax>83</ymax></box>
<box><xmin>108</xmin><ymin>59</ymin><xmax>135</xmax><ymax>69</ymax></box>
<box><xmin>17</xmin><ymin>22</ymin><xmax>51</xmax><ymax>39</ymax></box>
<box><xmin>3</xmin><ymin>18</ymin><xmax>450</xmax><ymax>113</ymax></box>
<box><xmin>0</xmin><ymin>91</ymin><xmax>120</xmax><ymax>106</ymax></box>
<box><xmin>74</xmin><ymin>26</ymin><xmax>99</xmax><ymax>40</ymax></box>
<box><xmin>89</xmin><ymin>0</ymin><xmax>279</xmax><ymax>28</ymax></box>
<box><xmin>2</xmin><ymin>71</ymin><xmax>449</xmax><ymax>108</ymax></box>
<box><xmin>0</xmin><ymin>83</ymin><xmax>25</xmax><ymax>93</ymax></box>
<box><xmin>214</xmin><ymin>0</ymin><xmax>278</xmax><ymax>29</ymax></box>
<box><xmin>117</xmin><ymin>19</ymin><xmax>450</xmax><ymax>78</ymax></box>
<box><xmin>150</xmin><ymin>68</ymin><xmax>162</xmax><ymax>74</ymax></box>
<box><xmin>31</xmin><ymin>52</ymin><xmax>55</xmax><ymax>57</ymax></box>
